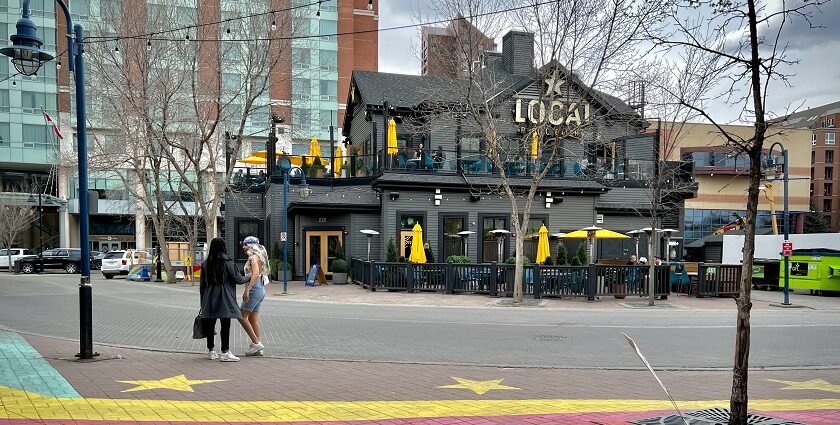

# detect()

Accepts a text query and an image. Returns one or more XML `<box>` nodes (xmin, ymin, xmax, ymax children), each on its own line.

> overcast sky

<box><xmin>377</xmin><ymin>0</ymin><xmax>840</xmax><ymax>123</ymax></box>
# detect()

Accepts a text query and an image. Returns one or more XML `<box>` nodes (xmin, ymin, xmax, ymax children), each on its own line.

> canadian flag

<box><xmin>43</xmin><ymin>111</ymin><xmax>63</xmax><ymax>140</ymax></box>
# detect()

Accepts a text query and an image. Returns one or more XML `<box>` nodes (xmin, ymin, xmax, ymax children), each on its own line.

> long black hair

<box><xmin>202</xmin><ymin>238</ymin><xmax>228</xmax><ymax>286</ymax></box>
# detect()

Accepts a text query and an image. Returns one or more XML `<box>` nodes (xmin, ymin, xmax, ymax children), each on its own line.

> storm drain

<box><xmin>531</xmin><ymin>335</ymin><xmax>571</xmax><ymax>342</ymax></box>
<box><xmin>632</xmin><ymin>407</ymin><xmax>805</xmax><ymax>424</ymax></box>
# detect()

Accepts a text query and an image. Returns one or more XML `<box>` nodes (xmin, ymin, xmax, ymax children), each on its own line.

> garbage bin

<box><xmin>753</xmin><ymin>258</ymin><xmax>780</xmax><ymax>290</ymax></box>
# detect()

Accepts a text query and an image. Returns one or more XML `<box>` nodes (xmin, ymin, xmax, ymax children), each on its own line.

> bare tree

<box><xmin>66</xmin><ymin>1</ymin><xmax>293</xmax><ymax>280</ymax></box>
<box><xmin>0</xmin><ymin>199</ymin><xmax>35</xmax><ymax>272</ymax></box>
<box><xmin>423</xmin><ymin>0</ymin><xmax>670</xmax><ymax>302</ymax></box>
<box><xmin>643</xmin><ymin>0</ymin><xmax>828</xmax><ymax>421</ymax></box>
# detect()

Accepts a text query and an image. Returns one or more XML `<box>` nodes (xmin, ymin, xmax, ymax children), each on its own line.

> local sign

<box><xmin>782</xmin><ymin>240</ymin><xmax>793</xmax><ymax>256</ymax></box>
<box><xmin>513</xmin><ymin>76</ymin><xmax>592</xmax><ymax>126</ymax></box>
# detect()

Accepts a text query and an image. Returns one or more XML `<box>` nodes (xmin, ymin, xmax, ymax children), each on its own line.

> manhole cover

<box><xmin>532</xmin><ymin>335</ymin><xmax>570</xmax><ymax>342</ymax></box>
<box><xmin>632</xmin><ymin>407</ymin><xmax>805</xmax><ymax>424</ymax></box>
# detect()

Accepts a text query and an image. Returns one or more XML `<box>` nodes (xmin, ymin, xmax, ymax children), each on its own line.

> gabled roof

<box><xmin>771</xmin><ymin>100</ymin><xmax>840</xmax><ymax>129</ymax></box>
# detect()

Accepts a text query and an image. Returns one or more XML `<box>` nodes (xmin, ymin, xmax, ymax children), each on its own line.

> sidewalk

<box><xmin>160</xmin><ymin>279</ymin><xmax>840</xmax><ymax>311</ymax></box>
<box><xmin>2</xmin><ymin>330</ymin><xmax>839</xmax><ymax>424</ymax></box>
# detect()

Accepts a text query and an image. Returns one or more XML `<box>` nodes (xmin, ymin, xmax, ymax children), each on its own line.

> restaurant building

<box><xmin>224</xmin><ymin>30</ymin><xmax>696</xmax><ymax>277</ymax></box>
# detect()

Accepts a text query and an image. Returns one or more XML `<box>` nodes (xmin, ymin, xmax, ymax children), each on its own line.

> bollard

<box><xmin>533</xmin><ymin>264</ymin><xmax>542</xmax><ymax>299</ymax></box>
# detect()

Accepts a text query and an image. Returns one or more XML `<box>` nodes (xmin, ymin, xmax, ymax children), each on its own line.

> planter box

<box><xmin>333</xmin><ymin>272</ymin><xmax>348</xmax><ymax>284</ymax></box>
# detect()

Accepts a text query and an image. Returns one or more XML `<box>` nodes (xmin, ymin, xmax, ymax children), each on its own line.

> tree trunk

<box><xmin>513</xmin><ymin>235</ymin><xmax>525</xmax><ymax>303</ymax></box>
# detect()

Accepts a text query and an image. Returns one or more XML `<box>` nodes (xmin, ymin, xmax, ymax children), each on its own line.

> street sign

<box><xmin>782</xmin><ymin>240</ymin><xmax>793</xmax><ymax>256</ymax></box>
<box><xmin>280</xmin><ymin>232</ymin><xmax>287</xmax><ymax>242</ymax></box>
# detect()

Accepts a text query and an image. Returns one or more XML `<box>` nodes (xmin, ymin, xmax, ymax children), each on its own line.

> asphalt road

<box><xmin>2</xmin><ymin>272</ymin><xmax>839</xmax><ymax>369</ymax></box>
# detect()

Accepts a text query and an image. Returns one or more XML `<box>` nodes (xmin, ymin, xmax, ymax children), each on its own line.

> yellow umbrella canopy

<box><xmin>530</xmin><ymin>130</ymin><xmax>539</xmax><ymax>158</ymax></box>
<box><xmin>239</xmin><ymin>156</ymin><xmax>267</xmax><ymax>165</ymax></box>
<box><xmin>536</xmin><ymin>225</ymin><xmax>550</xmax><ymax>264</ymax></box>
<box><xmin>408</xmin><ymin>223</ymin><xmax>427</xmax><ymax>264</ymax></box>
<box><xmin>387</xmin><ymin>118</ymin><xmax>398</xmax><ymax>155</ymax></box>
<box><xmin>562</xmin><ymin>226</ymin><xmax>630</xmax><ymax>239</ymax></box>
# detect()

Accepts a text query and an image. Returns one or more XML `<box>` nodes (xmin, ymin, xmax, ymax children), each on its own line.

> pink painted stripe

<box><xmin>1</xmin><ymin>410</ymin><xmax>837</xmax><ymax>425</ymax></box>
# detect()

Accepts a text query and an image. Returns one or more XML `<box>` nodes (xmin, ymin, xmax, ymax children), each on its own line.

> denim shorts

<box><xmin>240</xmin><ymin>280</ymin><xmax>266</xmax><ymax>312</ymax></box>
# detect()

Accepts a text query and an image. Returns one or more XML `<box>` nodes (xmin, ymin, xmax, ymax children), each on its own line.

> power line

<box><xmin>83</xmin><ymin>0</ymin><xmax>561</xmax><ymax>45</ymax></box>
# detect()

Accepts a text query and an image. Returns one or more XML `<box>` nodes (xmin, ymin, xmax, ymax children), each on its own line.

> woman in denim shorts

<box><xmin>240</xmin><ymin>236</ymin><xmax>268</xmax><ymax>356</ymax></box>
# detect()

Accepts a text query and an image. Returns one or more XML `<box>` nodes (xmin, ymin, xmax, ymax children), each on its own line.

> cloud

<box><xmin>378</xmin><ymin>0</ymin><xmax>427</xmax><ymax>75</ymax></box>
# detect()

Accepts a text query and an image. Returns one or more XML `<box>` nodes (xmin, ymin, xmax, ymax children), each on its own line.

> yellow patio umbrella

<box><xmin>387</xmin><ymin>118</ymin><xmax>398</xmax><ymax>155</ymax></box>
<box><xmin>535</xmin><ymin>224</ymin><xmax>550</xmax><ymax>264</ymax></box>
<box><xmin>562</xmin><ymin>226</ymin><xmax>629</xmax><ymax>264</ymax></box>
<box><xmin>408</xmin><ymin>223</ymin><xmax>427</xmax><ymax>264</ymax></box>
<box><xmin>239</xmin><ymin>155</ymin><xmax>267</xmax><ymax>165</ymax></box>
<box><xmin>334</xmin><ymin>146</ymin><xmax>344</xmax><ymax>175</ymax></box>
<box><xmin>308</xmin><ymin>138</ymin><xmax>322</xmax><ymax>164</ymax></box>
<box><xmin>530</xmin><ymin>130</ymin><xmax>538</xmax><ymax>158</ymax></box>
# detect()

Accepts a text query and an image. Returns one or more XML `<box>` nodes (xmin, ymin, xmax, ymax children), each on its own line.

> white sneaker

<box><xmin>208</xmin><ymin>350</ymin><xmax>219</xmax><ymax>360</ymax></box>
<box><xmin>219</xmin><ymin>351</ymin><xmax>240</xmax><ymax>362</ymax></box>
<box><xmin>245</xmin><ymin>342</ymin><xmax>265</xmax><ymax>356</ymax></box>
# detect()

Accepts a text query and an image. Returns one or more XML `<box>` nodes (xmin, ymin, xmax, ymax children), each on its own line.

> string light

<box><xmin>56</xmin><ymin>60</ymin><xmax>61</xmax><ymax>69</ymax></box>
<box><xmin>368</xmin><ymin>0</ymin><xmax>373</xmax><ymax>11</ymax></box>
<box><xmin>146</xmin><ymin>40</ymin><xmax>151</xmax><ymax>50</ymax></box>
<box><xmin>271</xmin><ymin>20</ymin><xmax>276</xmax><ymax>31</ymax></box>
<box><xmin>114</xmin><ymin>44</ymin><xmax>119</xmax><ymax>52</ymax></box>
<box><xmin>184</xmin><ymin>34</ymin><xmax>190</xmax><ymax>45</ymax></box>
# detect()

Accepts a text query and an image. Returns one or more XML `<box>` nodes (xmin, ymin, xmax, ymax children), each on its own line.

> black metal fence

<box><xmin>697</xmin><ymin>264</ymin><xmax>743</xmax><ymax>297</ymax></box>
<box><xmin>350</xmin><ymin>258</ymin><xmax>670</xmax><ymax>300</ymax></box>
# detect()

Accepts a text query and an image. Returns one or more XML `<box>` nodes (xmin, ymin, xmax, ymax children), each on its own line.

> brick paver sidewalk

<box><xmin>2</xmin><ymin>330</ymin><xmax>839</xmax><ymax>424</ymax></box>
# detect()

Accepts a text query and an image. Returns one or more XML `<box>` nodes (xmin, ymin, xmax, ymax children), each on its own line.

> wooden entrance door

<box><xmin>305</xmin><ymin>231</ymin><xmax>343</xmax><ymax>275</ymax></box>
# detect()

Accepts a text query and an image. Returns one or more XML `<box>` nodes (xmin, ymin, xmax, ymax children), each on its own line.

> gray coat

<box><xmin>199</xmin><ymin>256</ymin><xmax>248</xmax><ymax>319</ymax></box>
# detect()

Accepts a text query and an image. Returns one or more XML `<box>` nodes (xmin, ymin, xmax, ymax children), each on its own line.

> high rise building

<box><xmin>775</xmin><ymin>101</ymin><xmax>840</xmax><ymax>231</ymax></box>
<box><xmin>421</xmin><ymin>15</ymin><xmax>495</xmax><ymax>77</ymax></box>
<box><xmin>0</xmin><ymin>0</ymin><xmax>378</xmax><ymax>253</ymax></box>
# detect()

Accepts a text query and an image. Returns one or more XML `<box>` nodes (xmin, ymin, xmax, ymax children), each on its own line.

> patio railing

<box><xmin>697</xmin><ymin>263</ymin><xmax>743</xmax><ymax>297</ymax></box>
<box><xmin>350</xmin><ymin>258</ymin><xmax>670</xmax><ymax>300</ymax></box>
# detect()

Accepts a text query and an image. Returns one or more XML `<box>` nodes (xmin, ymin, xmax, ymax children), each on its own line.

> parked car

<box><xmin>14</xmin><ymin>248</ymin><xmax>90</xmax><ymax>274</ymax></box>
<box><xmin>101</xmin><ymin>250</ymin><xmax>152</xmax><ymax>279</ymax></box>
<box><xmin>0</xmin><ymin>248</ymin><xmax>34</xmax><ymax>270</ymax></box>
<box><xmin>91</xmin><ymin>251</ymin><xmax>104</xmax><ymax>270</ymax></box>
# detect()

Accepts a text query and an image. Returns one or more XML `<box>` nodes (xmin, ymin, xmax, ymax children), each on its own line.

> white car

<box><xmin>100</xmin><ymin>250</ymin><xmax>152</xmax><ymax>279</ymax></box>
<box><xmin>0</xmin><ymin>248</ymin><xmax>34</xmax><ymax>270</ymax></box>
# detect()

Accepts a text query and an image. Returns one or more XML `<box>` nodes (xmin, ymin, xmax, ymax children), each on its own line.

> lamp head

<box><xmin>0</xmin><ymin>13</ymin><xmax>53</xmax><ymax>76</ymax></box>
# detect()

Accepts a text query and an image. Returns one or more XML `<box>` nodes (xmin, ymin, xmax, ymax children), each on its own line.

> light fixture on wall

<box><xmin>390</xmin><ymin>192</ymin><xmax>400</xmax><ymax>201</ymax></box>
<box><xmin>434</xmin><ymin>189</ymin><xmax>442</xmax><ymax>206</ymax></box>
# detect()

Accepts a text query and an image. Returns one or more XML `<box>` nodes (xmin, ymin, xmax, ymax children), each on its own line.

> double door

<box><xmin>305</xmin><ymin>231</ymin><xmax>343</xmax><ymax>276</ymax></box>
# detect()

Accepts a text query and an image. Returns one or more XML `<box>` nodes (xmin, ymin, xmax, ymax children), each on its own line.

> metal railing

<box><xmin>697</xmin><ymin>263</ymin><xmax>743</xmax><ymax>297</ymax></box>
<box><xmin>350</xmin><ymin>258</ymin><xmax>671</xmax><ymax>300</ymax></box>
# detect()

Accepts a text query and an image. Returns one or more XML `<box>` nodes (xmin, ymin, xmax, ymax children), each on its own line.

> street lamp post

<box><xmin>281</xmin><ymin>165</ymin><xmax>311</xmax><ymax>294</ymax></box>
<box><xmin>2</xmin><ymin>0</ymin><xmax>95</xmax><ymax>358</ymax></box>
<box><xmin>768</xmin><ymin>142</ymin><xmax>790</xmax><ymax>306</ymax></box>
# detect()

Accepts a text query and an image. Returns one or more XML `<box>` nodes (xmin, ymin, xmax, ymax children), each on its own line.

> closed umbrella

<box><xmin>334</xmin><ymin>146</ymin><xmax>344</xmax><ymax>176</ymax></box>
<box><xmin>535</xmin><ymin>225</ymin><xmax>550</xmax><ymax>264</ymax></box>
<box><xmin>408</xmin><ymin>223</ymin><xmax>427</xmax><ymax>264</ymax></box>
<box><xmin>530</xmin><ymin>130</ymin><xmax>538</xmax><ymax>159</ymax></box>
<box><xmin>562</xmin><ymin>226</ymin><xmax>629</xmax><ymax>264</ymax></box>
<box><xmin>308</xmin><ymin>138</ymin><xmax>321</xmax><ymax>165</ymax></box>
<box><xmin>387</xmin><ymin>118</ymin><xmax>398</xmax><ymax>155</ymax></box>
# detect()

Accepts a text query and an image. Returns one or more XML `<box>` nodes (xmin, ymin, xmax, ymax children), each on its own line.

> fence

<box><xmin>350</xmin><ymin>258</ymin><xmax>670</xmax><ymax>300</ymax></box>
<box><xmin>697</xmin><ymin>263</ymin><xmax>743</xmax><ymax>297</ymax></box>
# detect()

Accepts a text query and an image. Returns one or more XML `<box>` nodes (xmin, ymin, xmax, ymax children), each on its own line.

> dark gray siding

<box><xmin>624</xmin><ymin>133</ymin><xmax>656</xmax><ymax>161</ymax></box>
<box><xmin>380</xmin><ymin>188</ymin><xmax>597</xmax><ymax>263</ymax></box>
<box><xmin>501</xmin><ymin>31</ymin><xmax>534</xmax><ymax>75</ymax></box>
<box><xmin>351</xmin><ymin>213</ymin><xmax>382</xmax><ymax>260</ymax></box>
<box><xmin>224</xmin><ymin>191</ymin><xmax>265</xmax><ymax>257</ymax></box>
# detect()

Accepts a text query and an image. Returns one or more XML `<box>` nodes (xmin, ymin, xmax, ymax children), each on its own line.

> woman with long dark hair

<box><xmin>200</xmin><ymin>237</ymin><xmax>248</xmax><ymax>362</ymax></box>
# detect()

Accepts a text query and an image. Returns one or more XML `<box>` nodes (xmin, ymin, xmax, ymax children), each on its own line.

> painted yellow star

<box><xmin>117</xmin><ymin>374</ymin><xmax>226</xmax><ymax>393</ymax></box>
<box><xmin>438</xmin><ymin>377</ymin><xmax>521</xmax><ymax>395</ymax></box>
<box><xmin>769</xmin><ymin>379</ymin><xmax>840</xmax><ymax>394</ymax></box>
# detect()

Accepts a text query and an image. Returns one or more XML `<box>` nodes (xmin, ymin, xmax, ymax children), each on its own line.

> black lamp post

<box><xmin>767</xmin><ymin>142</ymin><xmax>790</xmax><ymax>306</ymax></box>
<box><xmin>3</xmin><ymin>0</ymin><xmax>95</xmax><ymax>358</ymax></box>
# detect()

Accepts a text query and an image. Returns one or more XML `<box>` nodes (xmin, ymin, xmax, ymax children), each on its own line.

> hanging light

<box><xmin>146</xmin><ymin>40</ymin><xmax>151</xmax><ymax>50</ymax></box>
<box><xmin>56</xmin><ymin>60</ymin><xmax>61</xmax><ymax>69</ymax></box>
<box><xmin>114</xmin><ymin>43</ymin><xmax>119</xmax><ymax>52</ymax></box>
<box><xmin>0</xmin><ymin>11</ymin><xmax>53</xmax><ymax>76</ymax></box>
<box><xmin>226</xmin><ymin>28</ymin><xmax>231</xmax><ymax>35</ymax></box>
<box><xmin>271</xmin><ymin>20</ymin><xmax>277</xmax><ymax>31</ymax></box>
<box><xmin>367</xmin><ymin>0</ymin><xmax>373</xmax><ymax>10</ymax></box>
<box><xmin>184</xmin><ymin>34</ymin><xmax>190</xmax><ymax>45</ymax></box>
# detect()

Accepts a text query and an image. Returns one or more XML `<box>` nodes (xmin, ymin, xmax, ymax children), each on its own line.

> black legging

<box><xmin>203</xmin><ymin>318</ymin><xmax>231</xmax><ymax>352</ymax></box>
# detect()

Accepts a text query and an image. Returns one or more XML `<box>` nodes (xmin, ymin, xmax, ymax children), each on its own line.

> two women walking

<box><xmin>199</xmin><ymin>237</ymin><xmax>268</xmax><ymax>362</ymax></box>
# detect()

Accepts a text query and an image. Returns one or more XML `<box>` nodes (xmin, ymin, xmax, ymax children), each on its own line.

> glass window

<box><xmin>319</xmin><ymin>19</ymin><xmax>337</xmax><ymax>41</ymax></box>
<box><xmin>522</xmin><ymin>217</ymin><xmax>547</xmax><ymax>263</ymax></box>
<box><xmin>292</xmin><ymin>48</ymin><xmax>311</xmax><ymax>68</ymax></box>
<box><xmin>319</xmin><ymin>50</ymin><xmax>337</xmax><ymax>69</ymax></box>
<box><xmin>22</xmin><ymin>124</ymin><xmax>49</xmax><ymax>149</ymax></box>
<box><xmin>236</xmin><ymin>220</ymin><xmax>260</xmax><ymax>260</ymax></box>
<box><xmin>824</xmin><ymin>199</ymin><xmax>832</xmax><ymax>212</ymax></box>
<box><xmin>21</xmin><ymin>91</ymin><xmax>56</xmax><ymax>114</ymax></box>
<box><xmin>825</xmin><ymin>183</ymin><xmax>832</xmax><ymax>196</ymax></box>
<box><xmin>399</xmin><ymin>215</ymin><xmax>424</xmax><ymax>229</ymax></box>
<box><xmin>0</xmin><ymin>123</ymin><xmax>9</xmax><ymax>146</ymax></box>
<box><xmin>69</xmin><ymin>0</ymin><xmax>90</xmax><ymax>19</ymax></box>
<box><xmin>827</xmin><ymin>150</ymin><xmax>834</xmax><ymax>163</ymax></box>
<box><xmin>318</xmin><ymin>109</ymin><xmax>337</xmax><ymax>128</ymax></box>
<box><xmin>826</xmin><ymin>167</ymin><xmax>834</xmax><ymax>180</ymax></box>
<box><xmin>482</xmin><ymin>217</ymin><xmax>507</xmax><ymax>262</ymax></box>
<box><xmin>319</xmin><ymin>80</ymin><xmax>337</xmax><ymax>97</ymax></box>
<box><xmin>0</xmin><ymin>89</ymin><xmax>9</xmax><ymax>112</ymax></box>
<box><xmin>222</xmin><ymin>73</ymin><xmax>241</xmax><ymax>93</ymax></box>
<box><xmin>292</xmin><ymin>78</ymin><xmax>311</xmax><ymax>95</ymax></box>
<box><xmin>441</xmin><ymin>216</ymin><xmax>465</xmax><ymax>260</ymax></box>
<box><xmin>827</xmin><ymin>133</ymin><xmax>836</xmax><ymax>145</ymax></box>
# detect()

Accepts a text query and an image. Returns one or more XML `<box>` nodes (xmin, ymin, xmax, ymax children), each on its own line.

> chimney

<box><xmin>502</xmin><ymin>31</ymin><xmax>534</xmax><ymax>76</ymax></box>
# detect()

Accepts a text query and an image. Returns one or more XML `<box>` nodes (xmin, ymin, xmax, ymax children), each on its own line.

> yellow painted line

<box><xmin>1</xmin><ymin>385</ymin><xmax>839</xmax><ymax>422</ymax></box>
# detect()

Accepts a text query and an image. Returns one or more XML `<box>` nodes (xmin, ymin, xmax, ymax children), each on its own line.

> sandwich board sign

<box><xmin>305</xmin><ymin>264</ymin><xmax>327</xmax><ymax>286</ymax></box>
